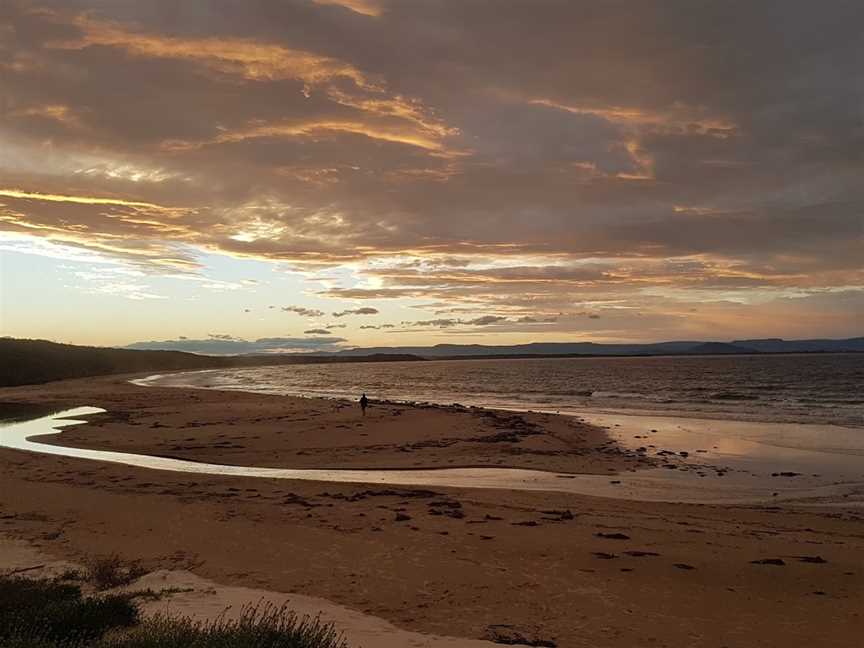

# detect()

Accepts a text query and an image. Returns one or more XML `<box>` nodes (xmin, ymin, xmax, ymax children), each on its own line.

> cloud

<box><xmin>402</xmin><ymin>315</ymin><xmax>510</xmax><ymax>328</ymax></box>
<box><xmin>3</xmin><ymin>1</ymin><xmax>862</xmax><ymax>342</ymax></box>
<box><xmin>313</xmin><ymin>0</ymin><xmax>383</xmax><ymax>17</ymax></box>
<box><xmin>464</xmin><ymin>315</ymin><xmax>507</xmax><ymax>326</ymax></box>
<box><xmin>126</xmin><ymin>335</ymin><xmax>346</xmax><ymax>355</ymax></box>
<box><xmin>304</xmin><ymin>328</ymin><xmax>330</xmax><ymax>335</ymax></box>
<box><xmin>332</xmin><ymin>307</ymin><xmax>380</xmax><ymax>317</ymax></box>
<box><xmin>281</xmin><ymin>305</ymin><xmax>325</xmax><ymax>317</ymax></box>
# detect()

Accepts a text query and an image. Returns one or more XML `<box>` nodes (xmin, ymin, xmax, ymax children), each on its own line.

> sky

<box><xmin>0</xmin><ymin>0</ymin><xmax>862</xmax><ymax>353</ymax></box>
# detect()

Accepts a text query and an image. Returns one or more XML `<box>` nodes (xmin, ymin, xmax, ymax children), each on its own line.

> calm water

<box><xmin>4</xmin><ymin>406</ymin><xmax>861</xmax><ymax>504</ymax></box>
<box><xmin>142</xmin><ymin>353</ymin><xmax>864</xmax><ymax>427</ymax></box>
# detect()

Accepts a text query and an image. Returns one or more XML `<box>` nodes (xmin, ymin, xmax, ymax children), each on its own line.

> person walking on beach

<box><xmin>359</xmin><ymin>393</ymin><xmax>369</xmax><ymax>416</ymax></box>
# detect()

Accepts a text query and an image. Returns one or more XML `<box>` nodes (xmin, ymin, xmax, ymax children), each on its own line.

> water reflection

<box><xmin>2</xmin><ymin>407</ymin><xmax>861</xmax><ymax>506</ymax></box>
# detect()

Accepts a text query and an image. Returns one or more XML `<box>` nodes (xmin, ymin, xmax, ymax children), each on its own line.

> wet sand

<box><xmin>1</xmin><ymin>374</ymin><xmax>862</xmax><ymax>647</ymax></box>
<box><xmin>5</xmin><ymin>406</ymin><xmax>861</xmax><ymax>505</ymax></box>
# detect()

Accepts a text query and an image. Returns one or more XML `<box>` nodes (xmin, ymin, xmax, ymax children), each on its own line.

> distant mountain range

<box><xmin>1</xmin><ymin>336</ymin><xmax>861</xmax><ymax>387</ymax></box>
<box><xmin>330</xmin><ymin>337</ymin><xmax>864</xmax><ymax>358</ymax></box>
<box><xmin>0</xmin><ymin>338</ymin><xmax>419</xmax><ymax>387</ymax></box>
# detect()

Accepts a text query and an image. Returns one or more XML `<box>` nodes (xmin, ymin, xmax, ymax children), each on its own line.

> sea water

<box><xmin>140</xmin><ymin>353</ymin><xmax>864</xmax><ymax>427</ymax></box>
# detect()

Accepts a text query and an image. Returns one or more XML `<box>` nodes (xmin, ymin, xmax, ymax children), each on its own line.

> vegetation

<box><xmin>86</xmin><ymin>555</ymin><xmax>148</xmax><ymax>591</ymax></box>
<box><xmin>0</xmin><ymin>338</ymin><xmax>423</xmax><ymax>387</ymax></box>
<box><xmin>0</xmin><ymin>338</ymin><xmax>228</xmax><ymax>387</ymax></box>
<box><xmin>0</xmin><ymin>575</ymin><xmax>138</xmax><ymax>646</ymax></box>
<box><xmin>100</xmin><ymin>604</ymin><xmax>348</xmax><ymax>648</ymax></box>
<box><xmin>0</xmin><ymin>575</ymin><xmax>348</xmax><ymax>648</ymax></box>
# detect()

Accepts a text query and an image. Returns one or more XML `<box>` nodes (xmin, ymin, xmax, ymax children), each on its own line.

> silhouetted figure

<box><xmin>359</xmin><ymin>393</ymin><xmax>369</xmax><ymax>416</ymax></box>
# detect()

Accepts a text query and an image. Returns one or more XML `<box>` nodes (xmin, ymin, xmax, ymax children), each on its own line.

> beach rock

<box><xmin>750</xmin><ymin>558</ymin><xmax>785</xmax><ymax>566</ymax></box>
<box><xmin>394</xmin><ymin>513</ymin><xmax>411</xmax><ymax>522</ymax></box>
<box><xmin>592</xmin><ymin>552</ymin><xmax>617</xmax><ymax>560</ymax></box>
<box><xmin>624</xmin><ymin>550</ymin><xmax>660</xmax><ymax>557</ymax></box>
<box><xmin>673</xmin><ymin>563</ymin><xmax>696</xmax><ymax>570</ymax></box>
<box><xmin>429</xmin><ymin>500</ymin><xmax>462</xmax><ymax>509</ymax></box>
<box><xmin>595</xmin><ymin>532</ymin><xmax>630</xmax><ymax>540</ymax></box>
<box><xmin>325</xmin><ymin>488</ymin><xmax>437</xmax><ymax>502</ymax></box>
<box><xmin>484</xmin><ymin>624</ymin><xmax>557</xmax><ymax>647</ymax></box>
<box><xmin>541</xmin><ymin>509</ymin><xmax>574</xmax><ymax>521</ymax></box>
<box><xmin>797</xmin><ymin>556</ymin><xmax>828</xmax><ymax>564</ymax></box>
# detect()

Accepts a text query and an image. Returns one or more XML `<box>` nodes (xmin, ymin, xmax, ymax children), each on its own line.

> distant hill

<box><xmin>332</xmin><ymin>338</ymin><xmax>863</xmax><ymax>358</ymax></box>
<box><xmin>732</xmin><ymin>337</ymin><xmax>864</xmax><ymax>353</ymax></box>
<box><xmin>334</xmin><ymin>341</ymin><xmax>702</xmax><ymax>357</ymax></box>
<box><xmin>2</xmin><ymin>336</ymin><xmax>860</xmax><ymax>388</ymax></box>
<box><xmin>685</xmin><ymin>342</ymin><xmax>757</xmax><ymax>355</ymax></box>
<box><xmin>0</xmin><ymin>338</ymin><xmax>422</xmax><ymax>387</ymax></box>
<box><xmin>0</xmin><ymin>338</ymin><xmax>229</xmax><ymax>387</ymax></box>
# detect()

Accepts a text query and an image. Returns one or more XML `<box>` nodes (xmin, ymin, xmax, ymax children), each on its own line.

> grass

<box><xmin>0</xmin><ymin>575</ymin><xmax>348</xmax><ymax>648</ymax></box>
<box><xmin>86</xmin><ymin>555</ymin><xmax>147</xmax><ymax>590</ymax></box>
<box><xmin>0</xmin><ymin>575</ymin><xmax>138</xmax><ymax>646</ymax></box>
<box><xmin>100</xmin><ymin>603</ymin><xmax>349</xmax><ymax>648</ymax></box>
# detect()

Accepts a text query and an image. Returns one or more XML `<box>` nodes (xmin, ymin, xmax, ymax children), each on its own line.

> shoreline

<box><xmin>132</xmin><ymin>370</ymin><xmax>864</xmax><ymax>506</ymax></box>
<box><xmin>1</xmin><ymin>373</ymin><xmax>862</xmax><ymax>646</ymax></box>
<box><xmin>135</xmin><ymin>364</ymin><xmax>864</xmax><ymax>428</ymax></box>
<box><xmin>4</xmin><ymin>405</ymin><xmax>863</xmax><ymax>506</ymax></box>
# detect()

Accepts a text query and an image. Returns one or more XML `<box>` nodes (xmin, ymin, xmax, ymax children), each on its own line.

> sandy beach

<box><xmin>1</xmin><ymin>374</ymin><xmax>862</xmax><ymax>647</ymax></box>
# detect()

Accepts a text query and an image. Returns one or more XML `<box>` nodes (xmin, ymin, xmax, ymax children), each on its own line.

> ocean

<box><xmin>144</xmin><ymin>353</ymin><xmax>864</xmax><ymax>427</ymax></box>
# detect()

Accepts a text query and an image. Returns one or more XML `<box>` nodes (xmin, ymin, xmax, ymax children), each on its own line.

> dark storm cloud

<box><xmin>2</xmin><ymin>1</ymin><xmax>862</xmax><ymax>339</ymax></box>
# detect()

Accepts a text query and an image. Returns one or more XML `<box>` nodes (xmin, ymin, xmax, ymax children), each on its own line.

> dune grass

<box><xmin>100</xmin><ymin>603</ymin><xmax>348</xmax><ymax>648</ymax></box>
<box><xmin>0</xmin><ymin>575</ymin><xmax>138</xmax><ymax>646</ymax></box>
<box><xmin>0</xmin><ymin>575</ymin><xmax>348</xmax><ymax>648</ymax></box>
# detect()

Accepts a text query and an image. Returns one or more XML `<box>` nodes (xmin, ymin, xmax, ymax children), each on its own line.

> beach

<box><xmin>1</xmin><ymin>374</ymin><xmax>862</xmax><ymax>646</ymax></box>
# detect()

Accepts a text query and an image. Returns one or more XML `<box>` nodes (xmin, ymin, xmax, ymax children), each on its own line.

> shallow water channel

<box><xmin>2</xmin><ymin>406</ymin><xmax>862</xmax><ymax>506</ymax></box>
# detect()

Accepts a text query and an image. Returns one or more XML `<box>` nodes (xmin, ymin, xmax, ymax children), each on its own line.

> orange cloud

<box><xmin>0</xmin><ymin>188</ymin><xmax>180</xmax><ymax>212</ymax></box>
<box><xmin>313</xmin><ymin>0</ymin><xmax>383</xmax><ymax>17</ymax></box>
<box><xmin>162</xmin><ymin>119</ymin><xmax>453</xmax><ymax>153</ymax></box>
<box><xmin>530</xmin><ymin>99</ymin><xmax>737</xmax><ymax>135</ymax></box>
<box><xmin>9</xmin><ymin>104</ymin><xmax>84</xmax><ymax>127</ymax></box>
<box><xmin>51</xmin><ymin>15</ymin><xmax>375</xmax><ymax>89</ymax></box>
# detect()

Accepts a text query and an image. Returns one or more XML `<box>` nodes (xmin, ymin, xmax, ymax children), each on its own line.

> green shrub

<box><xmin>0</xmin><ymin>576</ymin><xmax>347</xmax><ymax>648</ymax></box>
<box><xmin>100</xmin><ymin>602</ymin><xmax>348</xmax><ymax>648</ymax></box>
<box><xmin>86</xmin><ymin>555</ymin><xmax>146</xmax><ymax>590</ymax></box>
<box><xmin>0</xmin><ymin>576</ymin><xmax>137</xmax><ymax>646</ymax></box>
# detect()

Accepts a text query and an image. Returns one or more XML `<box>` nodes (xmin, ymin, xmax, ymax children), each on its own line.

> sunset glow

<box><xmin>1</xmin><ymin>1</ymin><xmax>861</xmax><ymax>351</ymax></box>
